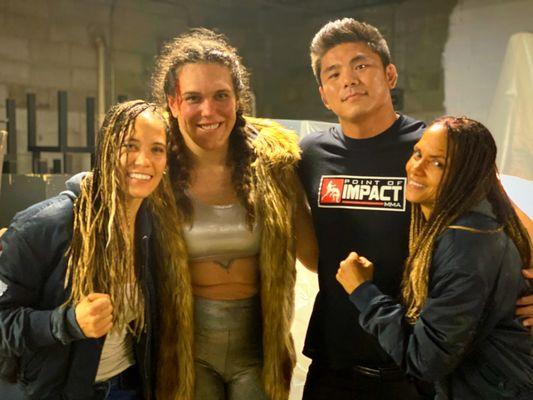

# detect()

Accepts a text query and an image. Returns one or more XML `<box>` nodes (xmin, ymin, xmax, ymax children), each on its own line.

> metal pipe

<box><xmin>5</xmin><ymin>99</ymin><xmax>17</xmax><ymax>173</ymax></box>
<box><xmin>58</xmin><ymin>91</ymin><xmax>68</xmax><ymax>173</ymax></box>
<box><xmin>27</xmin><ymin>93</ymin><xmax>38</xmax><ymax>173</ymax></box>
<box><xmin>95</xmin><ymin>36</ymin><xmax>106</xmax><ymax>126</ymax></box>
<box><xmin>86</xmin><ymin>97</ymin><xmax>96</xmax><ymax>168</ymax></box>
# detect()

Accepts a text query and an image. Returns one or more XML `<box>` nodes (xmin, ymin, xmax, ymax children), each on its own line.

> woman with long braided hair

<box><xmin>336</xmin><ymin>116</ymin><xmax>532</xmax><ymax>399</ymax></box>
<box><xmin>0</xmin><ymin>100</ymin><xmax>185</xmax><ymax>400</ymax></box>
<box><xmin>151</xmin><ymin>28</ymin><xmax>317</xmax><ymax>400</ymax></box>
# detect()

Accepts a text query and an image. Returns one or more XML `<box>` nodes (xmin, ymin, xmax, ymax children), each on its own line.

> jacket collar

<box><xmin>135</xmin><ymin>201</ymin><xmax>153</xmax><ymax>240</ymax></box>
<box><xmin>65</xmin><ymin>172</ymin><xmax>87</xmax><ymax>196</ymax></box>
<box><xmin>470</xmin><ymin>199</ymin><xmax>496</xmax><ymax>220</ymax></box>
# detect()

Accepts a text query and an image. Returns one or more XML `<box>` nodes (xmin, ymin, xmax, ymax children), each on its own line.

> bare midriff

<box><xmin>190</xmin><ymin>255</ymin><xmax>260</xmax><ymax>300</ymax></box>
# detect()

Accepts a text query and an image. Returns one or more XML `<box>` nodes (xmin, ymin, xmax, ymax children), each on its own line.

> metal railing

<box><xmin>2</xmin><ymin>91</ymin><xmax>97</xmax><ymax>174</ymax></box>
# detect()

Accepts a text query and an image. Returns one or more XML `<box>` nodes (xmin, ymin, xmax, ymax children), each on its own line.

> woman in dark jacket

<box><xmin>0</xmin><ymin>100</ymin><xmax>183</xmax><ymax>400</ymax></box>
<box><xmin>336</xmin><ymin>116</ymin><xmax>532</xmax><ymax>399</ymax></box>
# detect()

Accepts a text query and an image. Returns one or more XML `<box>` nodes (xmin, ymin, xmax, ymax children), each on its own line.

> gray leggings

<box><xmin>194</xmin><ymin>296</ymin><xmax>267</xmax><ymax>400</ymax></box>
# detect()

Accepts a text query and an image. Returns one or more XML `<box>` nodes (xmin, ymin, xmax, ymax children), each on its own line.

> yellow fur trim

<box><xmin>251</xmin><ymin>120</ymin><xmax>299</xmax><ymax>399</ymax></box>
<box><xmin>246</xmin><ymin>116</ymin><xmax>301</xmax><ymax>167</ymax></box>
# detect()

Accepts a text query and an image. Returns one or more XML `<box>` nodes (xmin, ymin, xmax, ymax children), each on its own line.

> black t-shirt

<box><xmin>298</xmin><ymin>114</ymin><xmax>425</xmax><ymax>368</ymax></box>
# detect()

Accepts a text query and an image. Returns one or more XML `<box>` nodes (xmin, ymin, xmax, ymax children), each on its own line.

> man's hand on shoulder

<box><xmin>516</xmin><ymin>268</ymin><xmax>533</xmax><ymax>331</ymax></box>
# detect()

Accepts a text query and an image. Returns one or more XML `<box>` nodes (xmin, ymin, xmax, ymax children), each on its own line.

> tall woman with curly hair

<box><xmin>151</xmin><ymin>28</ymin><xmax>317</xmax><ymax>400</ymax></box>
<box><xmin>0</xmin><ymin>100</ymin><xmax>187</xmax><ymax>400</ymax></box>
<box><xmin>336</xmin><ymin>117</ymin><xmax>533</xmax><ymax>399</ymax></box>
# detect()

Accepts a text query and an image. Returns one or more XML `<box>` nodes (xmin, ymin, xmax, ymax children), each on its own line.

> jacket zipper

<box><xmin>141</xmin><ymin>235</ymin><xmax>152</xmax><ymax>400</ymax></box>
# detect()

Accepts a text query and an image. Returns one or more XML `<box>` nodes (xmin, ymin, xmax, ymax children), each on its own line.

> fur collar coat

<box><xmin>157</xmin><ymin>118</ymin><xmax>300</xmax><ymax>400</ymax></box>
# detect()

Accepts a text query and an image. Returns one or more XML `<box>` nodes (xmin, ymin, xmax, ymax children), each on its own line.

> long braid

<box><xmin>65</xmin><ymin>100</ymin><xmax>170</xmax><ymax>337</ymax></box>
<box><xmin>166</xmin><ymin>111</ymin><xmax>194</xmax><ymax>224</ymax></box>
<box><xmin>402</xmin><ymin>116</ymin><xmax>531</xmax><ymax>324</ymax></box>
<box><xmin>145</xmin><ymin>171</ymin><xmax>195</xmax><ymax>398</ymax></box>
<box><xmin>228</xmin><ymin>111</ymin><xmax>257</xmax><ymax>226</ymax></box>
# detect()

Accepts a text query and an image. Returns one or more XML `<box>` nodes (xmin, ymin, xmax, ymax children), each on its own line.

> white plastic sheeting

<box><xmin>444</xmin><ymin>0</ymin><xmax>533</xmax><ymax>124</ymax></box>
<box><xmin>501</xmin><ymin>174</ymin><xmax>533</xmax><ymax>218</ymax></box>
<box><xmin>487</xmin><ymin>33</ymin><xmax>533</xmax><ymax>181</ymax></box>
<box><xmin>275</xmin><ymin>119</ymin><xmax>339</xmax><ymax>138</ymax></box>
<box><xmin>290</xmin><ymin>262</ymin><xmax>319</xmax><ymax>399</ymax></box>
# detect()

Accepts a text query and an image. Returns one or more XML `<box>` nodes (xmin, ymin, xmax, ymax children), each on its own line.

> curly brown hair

<box><xmin>402</xmin><ymin>116</ymin><xmax>532</xmax><ymax>323</ymax></box>
<box><xmin>151</xmin><ymin>28</ymin><xmax>256</xmax><ymax>225</ymax></box>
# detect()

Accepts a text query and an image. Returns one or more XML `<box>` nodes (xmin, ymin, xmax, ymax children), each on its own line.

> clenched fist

<box><xmin>0</xmin><ymin>227</ymin><xmax>6</xmax><ymax>251</ymax></box>
<box><xmin>336</xmin><ymin>252</ymin><xmax>374</xmax><ymax>294</ymax></box>
<box><xmin>516</xmin><ymin>268</ymin><xmax>533</xmax><ymax>330</ymax></box>
<box><xmin>75</xmin><ymin>293</ymin><xmax>113</xmax><ymax>338</ymax></box>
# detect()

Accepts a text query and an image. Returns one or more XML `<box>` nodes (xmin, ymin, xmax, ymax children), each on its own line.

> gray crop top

<box><xmin>183</xmin><ymin>195</ymin><xmax>261</xmax><ymax>268</ymax></box>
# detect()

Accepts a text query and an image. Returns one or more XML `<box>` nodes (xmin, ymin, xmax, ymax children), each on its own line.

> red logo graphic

<box><xmin>318</xmin><ymin>175</ymin><xmax>406</xmax><ymax>211</ymax></box>
<box><xmin>320</xmin><ymin>178</ymin><xmax>344</xmax><ymax>204</ymax></box>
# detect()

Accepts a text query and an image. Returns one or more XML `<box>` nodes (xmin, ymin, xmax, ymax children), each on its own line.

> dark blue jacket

<box><xmin>0</xmin><ymin>174</ymin><xmax>159</xmax><ymax>399</ymax></box>
<box><xmin>350</xmin><ymin>201</ymin><xmax>533</xmax><ymax>399</ymax></box>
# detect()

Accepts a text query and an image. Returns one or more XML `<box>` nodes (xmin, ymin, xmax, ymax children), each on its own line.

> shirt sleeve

<box><xmin>349</xmin><ymin>234</ymin><xmax>489</xmax><ymax>381</ymax></box>
<box><xmin>0</xmin><ymin>226</ymin><xmax>85</xmax><ymax>358</ymax></box>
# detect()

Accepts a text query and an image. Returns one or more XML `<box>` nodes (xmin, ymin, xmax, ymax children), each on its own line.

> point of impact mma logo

<box><xmin>318</xmin><ymin>175</ymin><xmax>406</xmax><ymax>211</ymax></box>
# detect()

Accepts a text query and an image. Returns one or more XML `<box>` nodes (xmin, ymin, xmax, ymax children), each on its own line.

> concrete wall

<box><xmin>1</xmin><ymin>0</ymin><xmax>527</xmax><ymax>175</ymax></box>
<box><xmin>244</xmin><ymin>0</ymin><xmax>458</xmax><ymax>122</ymax></box>
<box><xmin>0</xmin><ymin>0</ymin><xmax>189</xmax><ymax>173</ymax></box>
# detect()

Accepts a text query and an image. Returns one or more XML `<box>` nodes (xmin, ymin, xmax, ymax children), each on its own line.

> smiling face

<box><xmin>318</xmin><ymin>42</ymin><xmax>397</xmax><ymax>129</ymax></box>
<box><xmin>167</xmin><ymin>62</ymin><xmax>237</xmax><ymax>155</ymax></box>
<box><xmin>119</xmin><ymin>109</ymin><xmax>167</xmax><ymax>208</ymax></box>
<box><xmin>405</xmin><ymin>123</ymin><xmax>448</xmax><ymax>219</ymax></box>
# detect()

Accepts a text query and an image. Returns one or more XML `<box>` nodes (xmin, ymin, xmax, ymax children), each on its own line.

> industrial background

<box><xmin>0</xmin><ymin>0</ymin><xmax>532</xmax><ymax>222</ymax></box>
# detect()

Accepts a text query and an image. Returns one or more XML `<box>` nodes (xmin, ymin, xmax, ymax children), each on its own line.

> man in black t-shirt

<box><xmin>298</xmin><ymin>17</ymin><xmax>533</xmax><ymax>400</ymax></box>
<box><xmin>298</xmin><ymin>18</ymin><xmax>428</xmax><ymax>400</ymax></box>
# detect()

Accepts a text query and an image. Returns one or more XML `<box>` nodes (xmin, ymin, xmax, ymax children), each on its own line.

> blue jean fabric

<box><xmin>94</xmin><ymin>367</ymin><xmax>141</xmax><ymax>400</ymax></box>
